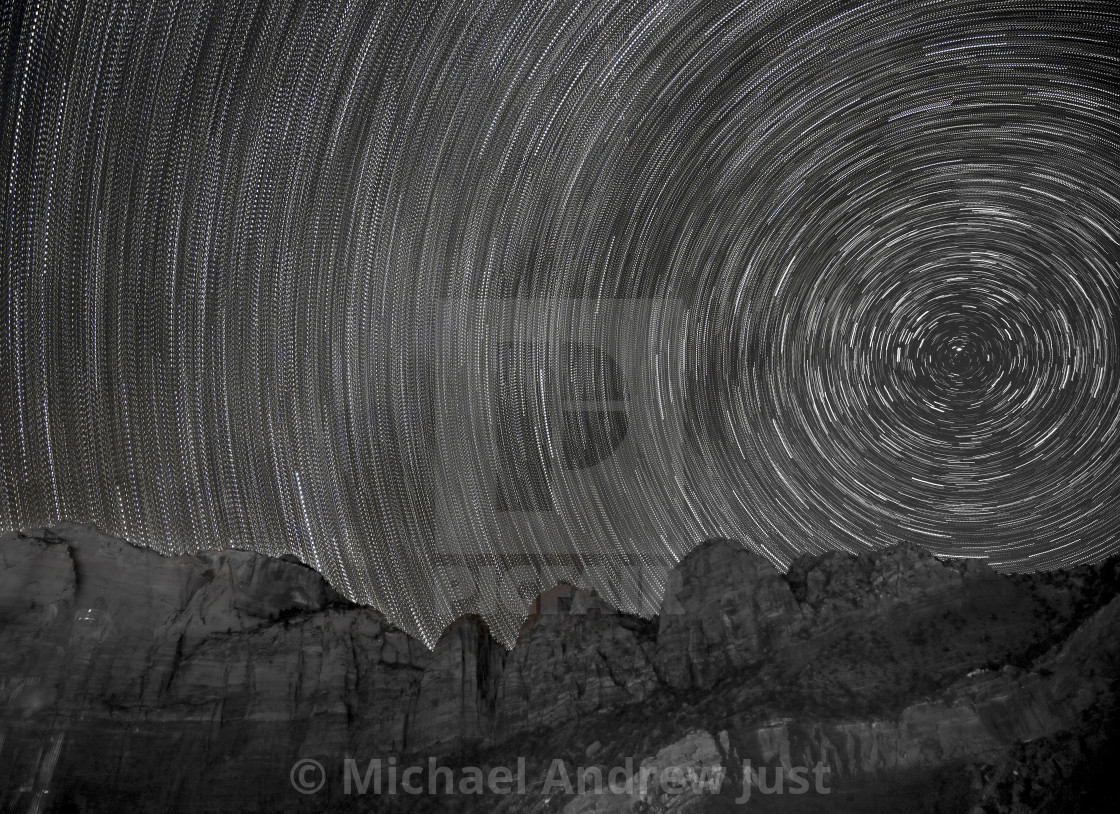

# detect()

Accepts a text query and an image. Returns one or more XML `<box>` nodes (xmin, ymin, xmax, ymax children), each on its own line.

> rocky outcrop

<box><xmin>786</xmin><ymin>542</ymin><xmax>994</xmax><ymax>610</ymax></box>
<box><xmin>652</xmin><ymin>538</ymin><xmax>1056</xmax><ymax>706</ymax></box>
<box><xmin>973</xmin><ymin>687</ymin><xmax>1120</xmax><ymax>813</ymax></box>
<box><xmin>562</xmin><ymin>729</ymin><xmax>736</xmax><ymax>813</ymax></box>
<box><xmin>727</xmin><ymin>587</ymin><xmax>1120</xmax><ymax>783</ymax></box>
<box><xmin>0</xmin><ymin>524</ymin><xmax>496</xmax><ymax>813</ymax></box>
<box><xmin>413</xmin><ymin>615</ymin><xmax>506</xmax><ymax>749</ymax></box>
<box><xmin>1</xmin><ymin>524</ymin><xmax>1117</xmax><ymax>813</ymax></box>
<box><xmin>655</xmin><ymin>538</ymin><xmax>800</xmax><ymax>689</ymax></box>
<box><xmin>554</xmin><ymin>593</ymin><xmax>1120</xmax><ymax>814</ymax></box>
<box><xmin>497</xmin><ymin>583</ymin><xmax>659</xmax><ymax>732</ymax></box>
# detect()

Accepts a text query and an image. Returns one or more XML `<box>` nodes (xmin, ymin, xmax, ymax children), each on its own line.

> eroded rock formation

<box><xmin>1</xmin><ymin>523</ymin><xmax>1116</xmax><ymax>813</ymax></box>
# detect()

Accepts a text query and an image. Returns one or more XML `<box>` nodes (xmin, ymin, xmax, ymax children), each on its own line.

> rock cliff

<box><xmin>1</xmin><ymin>523</ymin><xmax>1116</xmax><ymax>813</ymax></box>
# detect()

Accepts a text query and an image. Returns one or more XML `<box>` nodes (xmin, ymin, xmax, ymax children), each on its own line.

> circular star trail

<box><xmin>2</xmin><ymin>0</ymin><xmax>1118</xmax><ymax>645</ymax></box>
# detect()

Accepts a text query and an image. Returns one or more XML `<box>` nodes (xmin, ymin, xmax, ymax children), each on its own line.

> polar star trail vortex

<box><xmin>2</xmin><ymin>0</ymin><xmax>1119</xmax><ymax>645</ymax></box>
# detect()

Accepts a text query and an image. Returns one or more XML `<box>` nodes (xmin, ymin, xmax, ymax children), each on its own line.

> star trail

<box><xmin>2</xmin><ymin>0</ymin><xmax>1118</xmax><ymax>645</ymax></box>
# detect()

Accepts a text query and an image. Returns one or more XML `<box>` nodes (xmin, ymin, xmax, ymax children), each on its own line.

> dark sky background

<box><xmin>2</xmin><ymin>0</ymin><xmax>1118</xmax><ymax>645</ymax></box>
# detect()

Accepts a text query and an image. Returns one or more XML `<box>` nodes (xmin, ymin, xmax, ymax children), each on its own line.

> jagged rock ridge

<box><xmin>1</xmin><ymin>523</ymin><xmax>1117</xmax><ymax>813</ymax></box>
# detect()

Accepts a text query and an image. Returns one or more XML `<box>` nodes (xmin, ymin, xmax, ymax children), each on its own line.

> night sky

<box><xmin>2</xmin><ymin>0</ymin><xmax>1118</xmax><ymax>645</ymax></box>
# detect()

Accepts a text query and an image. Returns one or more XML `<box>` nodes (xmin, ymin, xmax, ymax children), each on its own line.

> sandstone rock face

<box><xmin>411</xmin><ymin>616</ymin><xmax>506</xmax><ymax>750</ymax></box>
<box><xmin>497</xmin><ymin>583</ymin><xmax>659</xmax><ymax>732</ymax></box>
<box><xmin>562</xmin><ymin>729</ymin><xmax>734</xmax><ymax>813</ymax></box>
<box><xmin>788</xmin><ymin>542</ymin><xmax>969</xmax><ymax>609</ymax></box>
<box><xmin>655</xmin><ymin>539</ymin><xmax>800</xmax><ymax>689</ymax></box>
<box><xmin>786</xmin><ymin>542</ymin><xmax>1003</xmax><ymax>624</ymax></box>
<box><xmin>1</xmin><ymin>524</ymin><xmax>1117</xmax><ymax>813</ymax></box>
<box><xmin>0</xmin><ymin>524</ymin><xmax>492</xmax><ymax>813</ymax></box>
<box><xmin>651</xmin><ymin>538</ymin><xmax>1037</xmax><ymax>696</ymax></box>
<box><xmin>558</xmin><ymin>596</ymin><xmax>1120</xmax><ymax>814</ymax></box>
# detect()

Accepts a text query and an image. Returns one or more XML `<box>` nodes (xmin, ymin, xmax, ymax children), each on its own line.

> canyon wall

<box><xmin>1</xmin><ymin>524</ymin><xmax>1116</xmax><ymax>812</ymax></box>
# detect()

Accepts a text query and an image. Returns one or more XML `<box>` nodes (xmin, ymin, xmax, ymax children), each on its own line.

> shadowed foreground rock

<box><xmin>1</xmin><ymin>524</ymin><xmax>1117</xmax><ymax>813</ymax></box>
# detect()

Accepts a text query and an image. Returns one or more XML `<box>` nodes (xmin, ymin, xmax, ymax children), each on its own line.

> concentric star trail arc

<box><xmin>2</xmin><ymin>0</ymin><xmax>1118</xmax><ymax>646</ymax></box>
